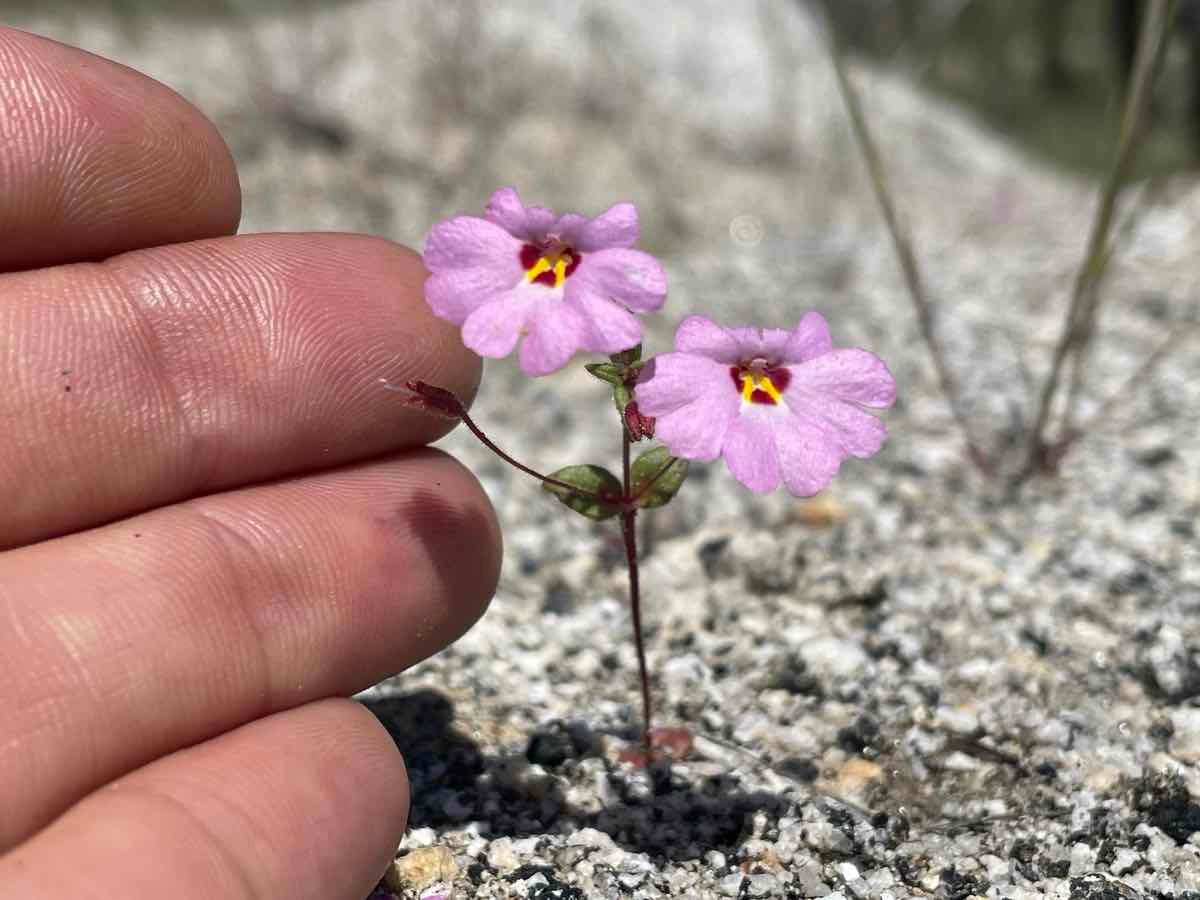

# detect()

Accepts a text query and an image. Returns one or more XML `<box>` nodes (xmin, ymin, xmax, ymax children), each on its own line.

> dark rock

<box><xmin>1135</xmin><ymin>446</ymin><xmax>1175</xmax><ymax>468</ymax></box>
<box><xmin>698</xmin><ymin>536</ymin><xmax>732</xmax><ymax>579</ymax></box>
<box><xmin>762</xmin><ymin>654</ymin><xmax>822</xmax><ymax>696</ymax></box>
<box><xmin>526</xmin><ymin>721</ymin><xmax>593</xmax><ymax>767</ymax></box>
<box><xmin>836</xmin><ymin>714</ymin><xmax>881</xmax><ymax>756</ymax></box>
<box><xmin>1132</xmin><ymin>770</ymin><xmax>1200</xmax><ymax>845</ymax></box>
<box><xmin>938</xmin><ymin>867</ymin><xmax>988</xmax><ymax>900</ymax></box>
<box><xmin>1069</xmin><ymin>873</ymin><xmax>1140</xmax><ymax>900</ymax></box>
<box><xmin>776</xmin><ymin>756</ymin><xmax>819</xmax><ymax>782</ymax></box>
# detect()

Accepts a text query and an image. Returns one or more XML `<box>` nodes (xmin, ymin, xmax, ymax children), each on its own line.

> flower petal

<box><xmin>518</xmin><ymin>300</ymin><xmax>590</xmax><ymax>376</ymax></box>
<box><xmin>654</xmin><ymin>402</ymin><xmax>737</xmax><ymax>461</ymax></box>
<box><xmin>552</xmin><ymin>213</ymin><xmax>588</xmax><ymax>246</ymax></box>
<box><xmin>572</xmin><ymin>248</ymin><xmax>666</xmax><ymax>313</ymax></box>
<box><xmin>638</xmin><ymin>353</ymin><xmax>739</xmax><ymax>461</ymax></box>
<box><xmin>424</xmin><ymin>215</ymin><xmax>522</xmax><ymax>272</ymax></box>
<box><xmin>568</xmin><ymin>287</ymin><xmax>642</xmax><ymax>353</ymax></box>
<box><xmin>524</xmin><ymin>206</ymin><xmax>557</xmax><ymax>240</ymax></box>
<box><xmin>425</xmin><ymin>265</ymin><xmax>520</xmax><ymax>325</ymax></box>
<box><xmin>785</xmin><ymin>390</ymin><xmax>888</xmax><ymax>458</ymax></box>
<box><xmin>728</xmin><ymin>326</ymin><xmax>791</xmax><ymax>362</ymax></box>
<box><xmin>575</xmin><ymin>202</ymin><xmax>639</xmax><ymax>251</ymax></box>
<box><xmin>771</xmin><ymin>412</ymin><xmax>843</xmax><ymax>497</ymax></box>
<box><xmin>673</xmin><ymin>315</ymin><xmax>740</xmax><ymax>362</ymax></box>
<box><xmin>722</xmin><ymin>409</ymin><xmax>781</xmax><ymax>493</ymax></box>
<box><xmin>483</xmin><ymin>186</ymin><xmax>527</xmax><ymax>235</ymax></box>
<box><xmin>636</xmin><ymin>352</ymin><xmax>728</xmax><ymax>415</ymax></box>
<box><xmin>461</xmin><ymin>291</ymin><xmax>532</xmax><ymax>359</ymax></box>
<box><xmin>782</xmin><ymin>311</ymin><xmax>833</xmax><ymax>363</ymax></box>
<box><xmin>789</xmin><ymin>349</ymin><xmax>896</xmax><ymax>407</ymax></box>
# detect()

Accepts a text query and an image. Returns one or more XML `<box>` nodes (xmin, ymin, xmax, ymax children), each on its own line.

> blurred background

<box><xmin>7</xmin><ymin>0</ymin><xmax>1200</xmax><ymax>252</ymax></box>
<box><xmin>6</xmin><ymin>0</ymin><xmax>1198</xmax><ymax>468</ymax></box>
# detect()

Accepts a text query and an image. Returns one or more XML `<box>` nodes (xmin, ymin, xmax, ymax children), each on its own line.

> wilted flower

<box><xmin>635</xmin><ymin>313</ymin><xmax>895</xmax><ymax>495</ymax></box>
<box><xmin>423</xmin><ymin>187</ymin><xmax>667</xmax><ymax>376</ymax></box>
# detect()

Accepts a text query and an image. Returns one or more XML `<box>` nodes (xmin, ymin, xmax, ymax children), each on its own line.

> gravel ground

<box><xmin>14</xmin><ymin>3</ymin><xmax>1200</xmax><ymax>898</ymax></box>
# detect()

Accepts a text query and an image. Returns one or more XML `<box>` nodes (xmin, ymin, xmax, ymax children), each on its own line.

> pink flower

<box><xmin>423</xmin><ymin>187</ymin><xmax>668</xmax><ymax>376</ymax></box>
<box><xmin>635</xmin><ymin>313</ymin><xmax>896</xmax><ymax>496</ymax></box>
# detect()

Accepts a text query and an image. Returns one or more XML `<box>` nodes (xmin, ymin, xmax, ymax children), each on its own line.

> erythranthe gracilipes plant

<box><xmin>403</xmin><ymin>187</ymin><xmax>897</xmax><ymax>762</ymax></box>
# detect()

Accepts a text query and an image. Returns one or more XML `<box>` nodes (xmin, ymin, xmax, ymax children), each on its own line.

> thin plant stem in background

<box><xmin>829</xmin><ymin>35</ymin><xmax>986</xmax><ymax>470</ymax></box>
<box><xmin>1065</xmin><ymin>308</ymin><xmax>1199</xmax><ymax>450</ymax></box>
<box><xmin>1024</xmin><ymin>0</ymin><xmax>1177</xmax><ymax>476</ymax></box>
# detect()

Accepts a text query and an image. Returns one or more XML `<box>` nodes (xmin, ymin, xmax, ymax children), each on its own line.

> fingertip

<box><xmin>367</xmin><ymin>449</ymin><xmax>502</xmax><ymax>659</ymax></box>
<box><xmin>323</xmin><ymin>698</ymin><xmax>412</xmax><ymax>848</ymax></box>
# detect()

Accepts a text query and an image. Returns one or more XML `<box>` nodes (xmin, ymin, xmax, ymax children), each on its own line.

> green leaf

<box><xmin>585</xmin><ymin>362</ymin><xmax>624</xmax><ymax>386</ymax></box>
<box><xmin>609</xmin><ymin>344</ymin><xmax>642</xmax><ymax>366</ymax></box>
<box><xmin>543</xmin><ymin>465</ymin><xmax>623</xmax><ymax>520</ymax></box>
<box><xmin>630</xmin><ymin>447</ymin><xmax>688</xmax><ymax>509</ymax></box>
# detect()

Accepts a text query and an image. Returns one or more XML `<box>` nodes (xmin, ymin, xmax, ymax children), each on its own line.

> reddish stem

<box><xmin>404</xmin><ymin>378</ymin><xmax>656</xmax><ymax>755</ymax></box>
<box><xmin>620</xmin><ymin>432</ymin><xmax>653</xmax><ymax>757</ymax></box>
<box><xmin>402</xmin><ymin>380</ymin><xmax>599</xmax><ymax>499</ymax></box>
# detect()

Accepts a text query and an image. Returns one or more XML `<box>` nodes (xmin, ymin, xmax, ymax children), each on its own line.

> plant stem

<box><xmin>1024</xmin><ymin>0</ymin><xmax>1175</xmax><ymax>476</ymax></box>
<box><xmin>620</xmin><ymin>431</ymin><xmax>653</xmax><ymax>756</ymax></box>
<box><xmin>829</xmin><ymin>35</ymin><xmax>985</xmax><ymax>469</ymax></box>
<box><xmin>456</xmin><ymin>407</ymin><xmax>587</xmax><ymax>495</ymax></box>
<box><xmin>398</xmin><ymin>380</ymin><xmax>601</xmax><ymax>498</ymax></box>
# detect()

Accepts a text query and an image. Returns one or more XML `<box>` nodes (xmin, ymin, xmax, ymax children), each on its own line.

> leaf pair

<box><xmin>543</xmin><ymin>447</ymin><xmax>688</xmax><ymax>520</ymax></box>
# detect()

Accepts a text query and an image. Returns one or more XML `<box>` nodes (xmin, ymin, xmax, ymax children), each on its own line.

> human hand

<box><xmin>0</xmin><ymin>27</ymin><xmax>500</xmax><ymax>900</ymax></box>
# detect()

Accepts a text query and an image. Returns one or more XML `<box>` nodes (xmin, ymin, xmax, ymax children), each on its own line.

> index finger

<box><xmin>0</xmin><ymin>26</ymin><xmax>240</xmax><ymax>271</ymax></box>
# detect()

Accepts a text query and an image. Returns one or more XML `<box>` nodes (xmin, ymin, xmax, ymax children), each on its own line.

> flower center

<box><xmin>729</xmin><ymin>360</ymin><xmax>790</xmax><ymax>405</ymax></box>
<box><xmin>520</xmin><ymin>239</ymin><xmax>581</xmax><ymax>289</ymax></box>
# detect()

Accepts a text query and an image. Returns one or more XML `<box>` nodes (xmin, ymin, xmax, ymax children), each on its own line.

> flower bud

<box><xmin>624</xmin><ymin>400</ymin><xmax>656</xmax><ymax>441</ymax></box>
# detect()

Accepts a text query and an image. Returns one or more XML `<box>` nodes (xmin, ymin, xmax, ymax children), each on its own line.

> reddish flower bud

<box><xmin>624</xmin><ymin>400</ymin><xmax>656</xmax><ymax>441</ymax></box>
<box><xmin>404</xmin><ymin>380</ymin><xmax>465</xmax><ymax>418</ymax></box>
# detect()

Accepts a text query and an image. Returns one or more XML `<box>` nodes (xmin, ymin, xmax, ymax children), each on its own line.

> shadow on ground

<box><xmin>363</xmin><ymin>689</ymin><xmax>794</xmax><ymax>861</ymax></box>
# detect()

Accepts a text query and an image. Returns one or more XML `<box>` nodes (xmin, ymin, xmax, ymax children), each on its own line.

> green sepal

<box><xmin>609</xmin><ymin>344</ymin><xmax>642</xmax><ymax>366</ymax></box>
<box><xmin>612</xmin><ymin>381</ymin><xmax>631</xmax><ymax>416</ymax></box>
<box><xmin>543</xmin><ymin>465</ymin><xmax>623</xmax><ymax>520</ymax></box>
<box><xmin>590</xmin><ymin>347</ymin><xmax>644</xmax><ymax>417</ymax></box>
<box><xmin>585</xmin><ymin>362</ymin><xmax>625</xmax><ymax>386</ymax></box>
<box><xmin>630</xmin><ymin>447</ymin><xmax>688</xmax><ymax>509</ymax></box>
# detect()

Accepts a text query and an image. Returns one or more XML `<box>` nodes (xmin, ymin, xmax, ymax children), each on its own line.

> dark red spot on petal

<box><xmin>519</xmin><ymin>243</ymin><xmax>541</xmax><ymax>270</ymax></box>
<box><xmin>562</xmin><ymin>251</ymin><xmax>582</xmax><ymax>278</ymax></box>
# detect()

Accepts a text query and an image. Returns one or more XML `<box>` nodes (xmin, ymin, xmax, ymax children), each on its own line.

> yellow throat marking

<box><xmin>740</xmin><ymin>371</ymin><xmax>783</xmax><ymax>404</ymax></box>
<box><xmin>524</xmin><ymin>254</ymin><xmax>571</xmax><ymax>288</ymax></box>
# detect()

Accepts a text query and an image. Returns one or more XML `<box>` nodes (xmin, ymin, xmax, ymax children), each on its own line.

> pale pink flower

<box><xmin>636</xmin><ymin>313</ymin><xmax>896</xmax><ymax>496</ymax></box>
<box><xmin>423</xmin><ymin>187</ymin><xmax>667</xmax><ymax>376</ymax></box>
